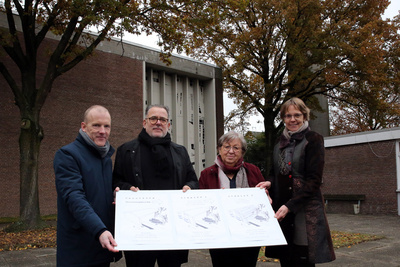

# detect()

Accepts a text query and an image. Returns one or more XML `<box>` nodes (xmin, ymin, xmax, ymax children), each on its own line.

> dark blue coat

<box><xmin>54</xmin><ymin>134</ymin><xmax>121</xmax><ymax>266</ymax></box>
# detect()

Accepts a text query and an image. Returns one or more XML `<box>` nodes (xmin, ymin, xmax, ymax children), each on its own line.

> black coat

<box><xmin>266</xmin><ymin>129</ymin><xmax>335</xmax><ymax>263</ymax></box>
<box><xmin>112</xmin><ymin>138</ymin><xmax>199</xmax><ymax>264</ymax></box>
<box><xmin>113</xmin><ymin>138</ymin><xmax>199</xmax><ymax>190</ymax></box>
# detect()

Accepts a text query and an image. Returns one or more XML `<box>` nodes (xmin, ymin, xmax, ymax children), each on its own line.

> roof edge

<box><xmin>324</xmin><ymin>127</ymin><xmax>400</xmax><ymax>147</ymax></box>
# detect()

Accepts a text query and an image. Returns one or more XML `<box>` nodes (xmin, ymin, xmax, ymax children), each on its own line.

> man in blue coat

<box><xmin>113</xmin><ymin>104</ymin><xmax>199</xmax><ymax>267</ymax></box>
<box><xmin>54</xmin><ymin>105</ymin><xmax>122</xmax><ymax>267</ymax></box>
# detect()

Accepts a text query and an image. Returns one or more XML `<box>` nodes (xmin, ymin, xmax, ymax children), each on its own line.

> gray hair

<box><xmin>145</xmin><ymin>104</ymin><xmax>170</xmax><ymax>118</ymax></box>
<box><xmin>217</xmin><ymin>131</ymin><xmax>247</xmax><ymax>154</ymax></box>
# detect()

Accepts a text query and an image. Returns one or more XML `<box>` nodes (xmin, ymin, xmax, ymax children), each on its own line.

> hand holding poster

<box><xmin>114</xmin><ymin>187</ymin><xmax>286</xmax><ymax>250</ymax></box>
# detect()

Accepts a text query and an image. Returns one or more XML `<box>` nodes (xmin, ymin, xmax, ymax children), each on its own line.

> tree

<box><xmin>329</xmin><ymin>15</ymin><xmax>400</xmax><ymax>134</ymax></box>
<box><xmin>179</xmin><ymin>0</ymin><xmax>400</xmax><ymax>172</ymax></box>
<box><xmin>243</xmin><ymin>131</ymin><xmax>270</xmax><ymax>177</ymax></box>
<box><xmin>0</xmin><ymin>0</ymin><xmax>188</xmax><ymax>229</ymax></box>
<box><xmin>329</xmin><ymin>85</ymin><xmax>400</xmax><ymax>135</ymax></box>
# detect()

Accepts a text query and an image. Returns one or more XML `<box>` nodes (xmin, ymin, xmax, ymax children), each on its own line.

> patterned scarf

<box><xmin>282</xmin><ymin>121</ymin><xmax>309</xmax><ymax>140</ymax></box>
<box><xmin>214</xmin><ymin>155</ymin><xmax>249</xmax><ymax>189</ymax></box>
<box><xmin>278</xmin><ymin>121</ymin><xmax>309</xmax><ymax>175</ymax></box>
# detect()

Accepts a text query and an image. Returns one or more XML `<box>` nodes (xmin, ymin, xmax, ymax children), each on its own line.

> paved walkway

<box><xmin>0</xmin><ymin>214</ymin><xmax>399</xmax><ymax>266</ymax></box>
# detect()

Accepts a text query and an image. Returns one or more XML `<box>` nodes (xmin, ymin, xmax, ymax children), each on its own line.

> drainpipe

<box><xmin>397</xmin><ymin>140</ymin><xmax>400</xmax><ymax>216</ymax></box>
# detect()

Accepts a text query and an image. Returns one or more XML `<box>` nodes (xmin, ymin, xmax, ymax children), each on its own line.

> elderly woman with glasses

<box><xmin>199</xmin><ymin>130</ymin><xmax>265</xmax><ymax>267</ymax></box>
<box><xmin>258</xmin><ymin>97</ymin><xmax>335</xmax><ymax>267</ymax></box>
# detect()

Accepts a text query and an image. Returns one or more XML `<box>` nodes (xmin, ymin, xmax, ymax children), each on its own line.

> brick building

<box><xmin>2</xmin><ymin>13</ymin><xmax>399</xmax><ymax>219</ymax></box>
<box><xmin>322</xmin><ymin>127</ymin><xmax>400</xmax><ymax>215</ymax></box>
<box><xmin>0</xmin><ymin>16</ymin><xmax>224</xmax><ymax>218</ymax></box>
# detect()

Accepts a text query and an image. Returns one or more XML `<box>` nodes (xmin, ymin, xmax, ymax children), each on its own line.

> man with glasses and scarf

<box><xmin>112</xmin><ymin>104</ymin><xmax>199</xmax><ymax>267</ymax></box>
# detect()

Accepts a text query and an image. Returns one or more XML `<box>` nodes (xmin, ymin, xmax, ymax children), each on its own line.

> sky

<box><xmin>129</xmin><ymin>1</ymin><xmax>400</xmax><ymax>132</ymax></box>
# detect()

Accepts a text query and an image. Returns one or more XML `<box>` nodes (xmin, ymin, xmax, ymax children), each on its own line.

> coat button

<box><xmin>288</xmin><ymin>161</ymin><xmax>291</xmax><ymax>165</ymax></box>
<box><xmin>289</xmin><ymin>175</ymin><xmax>292</xmax><ymax>178</ymax></box>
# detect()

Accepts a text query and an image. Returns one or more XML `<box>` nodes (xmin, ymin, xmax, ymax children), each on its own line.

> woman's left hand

<box><xmin>275</xmin><ymin>205</ymin><xmax>289</xmax><ymax>221</ymax></box>
<box><xmin>256</xmin><ymin>181</ymin><xmax>271</xmax><ymax>189</ymax></box>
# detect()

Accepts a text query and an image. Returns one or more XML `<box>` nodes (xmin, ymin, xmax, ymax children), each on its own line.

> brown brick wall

<box><xmin>0</xmin><ymin>37</ymin><xmax>144</xmax><ymax>217</ymax></box>
<box><xmin>322</xmin><ymin>141</ymin><xmax>398</xmax><ymax>215</ymax></box>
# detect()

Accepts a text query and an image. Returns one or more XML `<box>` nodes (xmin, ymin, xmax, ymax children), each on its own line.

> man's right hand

<box><xmin>99</xmin><ymin>230</ymin><xmax>119</xmax><ymax>253</ymax></box>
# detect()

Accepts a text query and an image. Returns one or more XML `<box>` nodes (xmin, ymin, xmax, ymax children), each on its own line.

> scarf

<box><xmin>282</xmin><ymin>122</ymin><xmax>309</xmax><ymax>246</ymax></box>
<box><xmin>79</xmin><ymin>128</ymin><xmax>110</xmax><ymax>158</ymax></box>
<box><xmin>138</xmin><ymin>128</ymin><xmax>171</xmax><ymax>179</ymax></box>
<box><xmin>214</xmin><ymin>155</ymin><xmax>249</xmax><ymax>189</ymax></box>
<box><xmin>278</xmin><ymin>121</ymin><xmax>309</xmax><ymax>175</ymax></box>
<box><xmin>282</xmin><ymin>120</ymin><xmax>309</xmax><ymax>140</ymax></box>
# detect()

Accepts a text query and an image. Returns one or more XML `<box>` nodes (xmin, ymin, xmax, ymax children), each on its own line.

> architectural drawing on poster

<box><xmin>115</xmin><ymin>188</ymin><xmax>286</xmax><ymax>250</ymax></box>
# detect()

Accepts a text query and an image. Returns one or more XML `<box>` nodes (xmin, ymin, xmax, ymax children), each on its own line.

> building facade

<box><xmin>322</xmin><ymin>128</ymin><xmax>400</xmax><ymax>215</ymax></box>
<box><xmin>0</xmin><ymin>19</ymin><xmax>223</xmax><ymax>217</ymax></box>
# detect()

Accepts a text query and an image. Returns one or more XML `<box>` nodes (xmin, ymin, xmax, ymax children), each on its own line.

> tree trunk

<box><xmin>18</xmin><ymin>114</ymin><xmax>44</xmax><ymax>229</ymax></box>
<box><xmin>263</xmin><ymin>114</ymin><xmax>279</xmax><ymax>178</ymax></box>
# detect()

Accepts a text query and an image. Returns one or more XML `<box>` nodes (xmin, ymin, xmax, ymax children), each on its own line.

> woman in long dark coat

<box><xmin>258</xmin><ymin>98</ymin><xmax>335</xmax><ymax>266</ymax></box>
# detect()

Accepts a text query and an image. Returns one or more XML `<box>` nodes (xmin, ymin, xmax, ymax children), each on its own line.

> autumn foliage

<box><xmin>178</xmin><ymin>0</ymin><xmax>400</xmax><ymax>171</ymax></box>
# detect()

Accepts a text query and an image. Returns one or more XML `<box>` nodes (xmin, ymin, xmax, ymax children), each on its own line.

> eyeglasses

<box><xmin>284</xmin><ymin>113</ymin><xmax>303</xmax><ymax>120</ymax></box>
<box><xmin>146</xmin><ymin>116</ymin><xmax>169</xmax><ymax>125</ymax></box>
<box><xmin>221</xmin><ymin>145</ymin><xmax>242</xmax><ymax>153</ymax></box>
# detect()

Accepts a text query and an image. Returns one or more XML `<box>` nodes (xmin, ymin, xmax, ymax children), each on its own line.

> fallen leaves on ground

<box><xmin>0</xmin><ymin>226</ymin><xmax>383</xmax><ymax>254</ymax></box>
<box><xmin>330</xmin><ymin>230</ymin><xmax>383</xmax><ymax>249</ymax></box>
<box><xmin>0</xmin><ymin>226</ymin><xmax>56</xmax><ymax>252</ymax></box>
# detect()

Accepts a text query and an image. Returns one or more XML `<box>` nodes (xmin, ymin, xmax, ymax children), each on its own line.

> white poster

<box><xmin>115</xmin><ymin>188</ymin><xmax>286</xmax><ymax>250</ymax></box>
